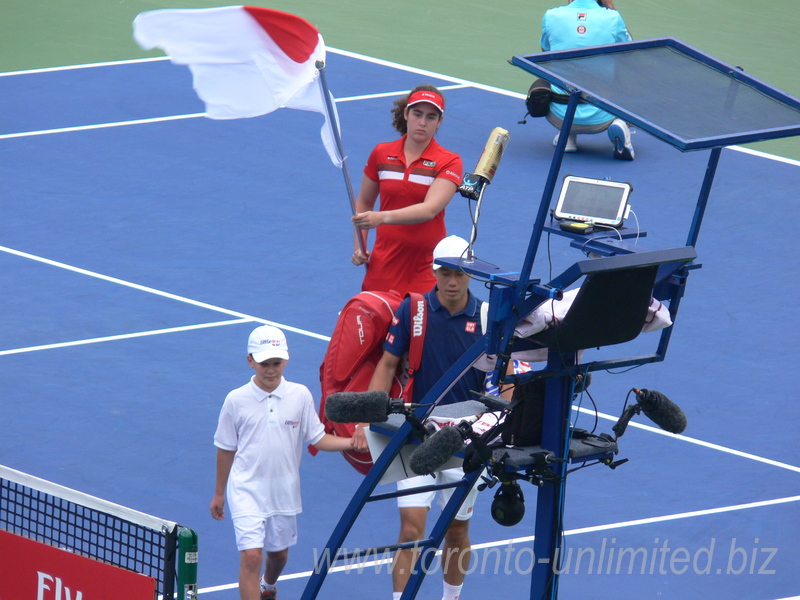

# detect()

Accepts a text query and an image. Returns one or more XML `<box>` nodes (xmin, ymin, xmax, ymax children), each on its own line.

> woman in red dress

<box><xmin>351</xmin><ymin>85</ymin><xmax>463</xmax><ymax>295</ymax></box>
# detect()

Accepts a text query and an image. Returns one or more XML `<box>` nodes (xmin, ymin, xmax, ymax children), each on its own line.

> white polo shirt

<box><xmin>214</xmin><ymin>376</ymin><xmax>326</xmax><ymax>518</ymax></box>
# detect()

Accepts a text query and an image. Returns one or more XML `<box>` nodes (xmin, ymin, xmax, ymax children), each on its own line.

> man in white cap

<box><xmin>211</xmin><ymin>325</ymin><xmax>353</xmax><ymax>600</ymax></box>
<box><xmin>354</xmin><ymin>235</ymin><xmax>486</xmax><ymax>600</ymax></box>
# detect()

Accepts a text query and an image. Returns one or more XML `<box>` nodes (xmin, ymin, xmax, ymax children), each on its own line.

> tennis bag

<box><xmin>313</xmin><ymin>290</ymin><xmax>426</xmax><ymax>474</ymax></box>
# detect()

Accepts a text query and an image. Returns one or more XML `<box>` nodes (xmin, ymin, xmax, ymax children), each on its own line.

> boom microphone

<box><xmin>473</xmin><ymin>127</ymin><xmax>510</xmax><ymax>183</ymax></box>
<box><xmin>459</xmin><ymin>127</ymin><xmax>510</xmax><ymax>201</ymax></box>
<box><xmin>324</xmin><ymin>391</ymin><xmax>421</xmax><ymax>424</ymax></box>
<box><xmin>409</xmin><ymin>425</ymin><xmax>465</xmax><ymax>476</ymax></box>
<box><xmin>635</xmin><ymin>388</ymin><xmax>687</xmax><ymax>435</ymax></box>
<box><xmin>612</xmin><ymin>388</ymin><xmax>687</xmax><ymax>438</ymax></box>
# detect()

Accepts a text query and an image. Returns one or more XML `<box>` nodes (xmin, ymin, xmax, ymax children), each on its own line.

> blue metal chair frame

<box><xmin>302</xmin><ymin>37</ymin><xmax>800</xmax><ymax>600</ymax></box>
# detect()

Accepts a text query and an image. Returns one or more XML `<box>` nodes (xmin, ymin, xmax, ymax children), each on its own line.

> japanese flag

<box><xmin>134</xmin><ymin>5</ymin><xmax>342</xmax><ymax>166</ymax></box>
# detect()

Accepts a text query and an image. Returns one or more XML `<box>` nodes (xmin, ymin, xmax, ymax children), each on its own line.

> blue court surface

<box><xmin>2</xmin><ymin>49</ymin><xmax>800</xmax><ymax>600</ymax></box>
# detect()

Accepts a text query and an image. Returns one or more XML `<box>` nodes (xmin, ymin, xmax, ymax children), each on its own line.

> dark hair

<box><xmin>391</xmin><ymin>84</ymin><xmax>444</xmax><ymax>135</ymax></box>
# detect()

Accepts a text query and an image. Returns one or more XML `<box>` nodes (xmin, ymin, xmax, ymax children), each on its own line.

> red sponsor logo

<box><xmin>386</xmin><ymin>333</ymin><xmax>395</xmax><ymax>344</ymax></box>
<box><xmin>465</xmin><ymin>321</ymin><xmax>477</xmax><ymax>333</ymax></box>
<box><xmin>0</xmin><ymin>530</ymin><xmax>155</xmax><ymax>600</ymax></box>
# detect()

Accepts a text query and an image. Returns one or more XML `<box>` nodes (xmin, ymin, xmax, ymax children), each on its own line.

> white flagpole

<box><xmin>315</xmin><ymin>60</ymin><xmax>367</xmax><ymax>258</ymax></box>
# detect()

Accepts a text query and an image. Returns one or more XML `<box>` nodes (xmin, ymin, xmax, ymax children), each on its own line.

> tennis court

<box><xmin>2</xmin><ymin>5</ymin><xmax>800</xmax><ymax>600</ymax></box>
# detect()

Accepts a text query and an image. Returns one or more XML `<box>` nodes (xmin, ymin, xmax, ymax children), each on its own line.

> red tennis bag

<box><xmin>312</xmin><ymin>290</ymin><xmax>426</xmax><ymax>474</ymax></box>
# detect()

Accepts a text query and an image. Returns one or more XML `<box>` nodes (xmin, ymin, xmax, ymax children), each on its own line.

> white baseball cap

<box><xmin>248</xmin><ymin>325</ymin><xmax>289</xmax><ymax>362</ymax></box>
<box><xmin>432</xmin><ymin>235</ymin><xmax>469</xmax><ymax>270</ymax></box>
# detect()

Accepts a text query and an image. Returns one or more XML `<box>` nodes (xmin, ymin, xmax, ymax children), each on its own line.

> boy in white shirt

<box><xmin>211</xmin><ymin>325</ymin><xmax>353</xmax><ymax>600</ymax></box>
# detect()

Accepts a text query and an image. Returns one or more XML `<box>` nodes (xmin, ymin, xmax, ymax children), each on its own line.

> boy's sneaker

<box><xmin>260</xmin><ymin>578</ymin><xmax>277</xmax><ymax>600</ymax></box>
<box><xmin>607</xmin><ymin>119</ymin><xmax>634</xmax><ymax>161</ymax></box>
<box><xmin>260</xmin><ymin>588</ymin><xmax>277</xmax><ymax>600</ymax></box>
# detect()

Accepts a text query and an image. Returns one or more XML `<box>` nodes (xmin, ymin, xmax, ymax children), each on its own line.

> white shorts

<box><xmin>396</xmin><ymin>468</ymin><xmax>479</xmax><ymax>521</ymax></box>
<box><xmin>232</xmin><ymin>514</ymin><xmax>298</xmax><ymax>552</ymax></box>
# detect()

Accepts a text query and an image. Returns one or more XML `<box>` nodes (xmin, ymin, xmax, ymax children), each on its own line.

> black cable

<box><xmin>580</xmin><ymin>386</ymin><xmax>599</xmax><ymax>434</ymax></box>
<box><xmin>604</xmin><ymin>363</ymin><xmax>645</xmax><ymax>375</ymax></box>
<box><xmin>565</xmin><ymin>459</ymin><xmax>603</xmax><ymax>475</ymax></box>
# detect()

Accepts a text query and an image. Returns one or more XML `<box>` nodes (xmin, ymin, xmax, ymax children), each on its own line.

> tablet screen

<box><xmin>554</xmin><ymin>176</ymin><xmax>632</xmax><ymax>227</ymax></box>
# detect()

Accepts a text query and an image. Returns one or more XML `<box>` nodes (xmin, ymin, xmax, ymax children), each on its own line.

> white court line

<box><xmin>416</xmin><ymin>495</ymin><xmax>800</xmax><ymax>557</ymax></box>
<box><xmin>0</xmin><ymin>56</ymin><xmax>169</xmax><ymax>77</ymax></box>
<box><xmin>3</xmin><ymin>243</ymin><xmax>799</xmax><ymax>477</ymax></box>
<box><xmin>197</xmin><ymin>493</ymin><xmax>800</xmax><ymax>595</ymax></box>
<box><xmin>0</xmin><ymin>113</ymin><xmax>205</xmax><ymax>140</ymax></box>
<box><xmin>1</xmin><ymin>49</ymin><xmax>798</xmax><ymax>168</ymax></box>
<box><xmin>0</xmin><ymin>84</ymin><xmax>470</xmax><ymax>141</ymax></box>
<box><xmin>328</xmin><ymin>47</ymin><xmax>526</xmax><ymax>99</ymax></box>
<box><xmin>334</xmin><ymin>83</ymin><xmax>470</xmax><ymax>103</ymax></box>
<box><xmin>726</xmin><ymin>144</ymin><xmax>800</xmax><ymax>167</ymax></box>
<box><xmin>0</xmin><ymin>319</ymin><xmax>251</xmax><ymax>356</ymax></box>
<box><xmin>0</xmin><ymin>245</ymin><xmax>331</xmax><ymax>344</ymax></box>
<box><xmin>574</xmin><ymin>406</ymin><xmax>800</xmax><ymax>474</ymax></box>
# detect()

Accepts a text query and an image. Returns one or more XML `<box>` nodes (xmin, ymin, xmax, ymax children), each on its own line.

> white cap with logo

<box><xmin>248</xmin><ymin>325</ymin><xmax>289</xmax><ymax>362</ymax></box>
<box><xmin>432</xmin><ymin>235</ymin><xmax>469</xmax><ymax>270</ymax></box>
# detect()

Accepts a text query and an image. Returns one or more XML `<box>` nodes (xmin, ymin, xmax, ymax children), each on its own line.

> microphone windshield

<box><xmin>409</xmin><ymin>426</ymin><xmax>464</xmax><ymax>475</ymax></box>
<box><xmin>324</xmin><ymin>391</ymin><xmax>390</xmax><ymax>423</ymax></box>
<box><xmin>636</xmin><ymin>389</ymin><xmax>687</xmax><ymax>434</ymax></box>
<box><xmin>474</xmin><ymin>127</ymin><xmax>510</xmax><ymax>183</ymax></box>
<box><xmin>473</xmin><ymin>127</ymin><xmax>510</xmax><ymax>183</ymax></box>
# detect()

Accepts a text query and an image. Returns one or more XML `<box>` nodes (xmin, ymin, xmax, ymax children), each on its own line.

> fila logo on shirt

<box><xmin>577</xmin><ymin>12</ymin><xmax>587</xmax><ymax>21</ymax></box>
<box><xmin>465</xmin><ymin>321</ymin><xmax>477</xmax><ymax>333</ymax></box>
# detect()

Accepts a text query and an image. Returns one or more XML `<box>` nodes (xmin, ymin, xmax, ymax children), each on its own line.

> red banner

<box><xmin>0</xmin><ymin>529</ymin><xmax>156</xmax><ymax>599</ymax></box>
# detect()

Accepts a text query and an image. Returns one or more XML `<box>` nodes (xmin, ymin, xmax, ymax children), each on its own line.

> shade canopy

<box><xmin>511</xmin><ymin>37</ymin><xmax>800</xmax><ymax>151</ymax></box>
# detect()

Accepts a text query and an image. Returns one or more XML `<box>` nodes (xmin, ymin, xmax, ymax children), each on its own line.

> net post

<box><xmin>0</xmin><ymin>465</ymin><xmax>191</xmax><ymax>598</ymax></box>
<box><xmin>178</xmin><ymin>528</ymin><xmax>199</xmax><ymax>600</ymax></box>
<box><xmin>163</xmin><ymin>525</ymin><xmax>179</xmax><ymax>599</ymax></box>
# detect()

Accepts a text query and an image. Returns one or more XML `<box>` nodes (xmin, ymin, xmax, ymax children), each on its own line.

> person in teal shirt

<box><xmin>540</xmin><ymin>0</ymin><xmax>635</xmax><ymax>159</ymax></box>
